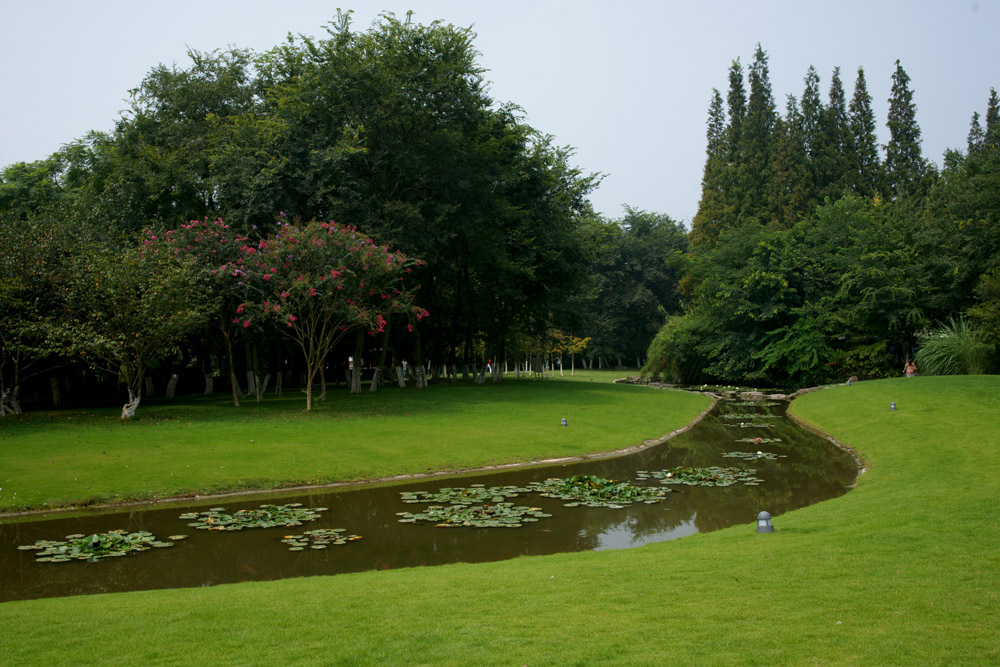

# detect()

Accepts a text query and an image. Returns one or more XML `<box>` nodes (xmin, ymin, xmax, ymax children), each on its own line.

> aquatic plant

<box><xmin>396</xmin><ymin>503</ymin><xmax>551</xmax><ymax>528</ymax></box>
<box><xmin>280</xmin><ymin>528</ymin><xmax>362</xmax><ymax>551</ymax></box>
<box><xmin>17</xmin><ymin>529</ymin><xmax>184</xmax><ymax>563</ymax></box>
<box><xmin>399</xmin><ymin>484</ymin><xmax>531</xmax><ymax>505</ymax></box>
<box><xmin>721</xmin><ymin>451</ymin><xmax>787</xmax><ymax>461</ymax></box>
<box><xmin>636</xmin><ymin>467</ymin><xmax>764</xmax><ymax>487</ymax></box>
<box><xmin>528</xmin><ymin>475</ymin><xmax>669</xmax><ymax>508</ymax></box>
<box><xmin>179</xmin><ymin>503</ymin><xmax>326</xmax><ymax>531</ymax></box>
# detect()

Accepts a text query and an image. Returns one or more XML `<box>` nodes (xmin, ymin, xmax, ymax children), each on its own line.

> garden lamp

<box><xmin>756</xmin><ymin>511</ymin><xmax>774</xmax><ymax>533</ymax></box>
<box><xmin>561</xmin><ymin>418</ymin><xmax>568</xmax><ymax>427</ymax></box>
<box><xmin>890</xmin><ymin>401</ymin><xmax>896</xmax><ymax>411</ymax></box>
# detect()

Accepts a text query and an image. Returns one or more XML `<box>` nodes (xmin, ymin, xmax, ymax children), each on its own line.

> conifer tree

<box><xmin>884</xmin><ymin>59</ymin><xmax>927</xmax><ymax>198</ymax></box>
<box><xmin>739</xmin><ymin>44</ymin><xmax>777</xmax><ymax>225</ymax></box>
<box><xmin>968</xmin><ymin>111</ymin><xmax>985</xmax><ymax>153</ymax></box>
<box><xmin>800</xmin><ymin>66</ymin><xmax>824</xmax><ymax>161</ymax></box>
<box><xmin>766</xmin><ymin>94</ymin><xmax>812</xmax><ymax>227</ymax></box>
<box><xmin>985</xmin><ymin>87</ymin><xmax>1000</xmax><ymax>148</ymax></box>
<box><xmin>849</xmin><ymin>66</ymin><xmax>881</xmax><ymax>196</ymax></box>
<box><xmin>690</xmin><ymin>89</ymin><xmax>732</xmax><ymax>247</ymax></box>
<box><xmin>815</xmin><ymin>67</ymin><xmax>853</xmax><ymax>201</ymax></box>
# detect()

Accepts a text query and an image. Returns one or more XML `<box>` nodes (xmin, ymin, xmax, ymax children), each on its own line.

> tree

<box><xmin>690</xmin><ymin>89</ymin><xmax>732</xmax><ymax>247</ymax></box>
<box><xmin>884</xmin><ymin>60</ymin><xmax>928</xmax><ymax>198</ymax></box>
<box><xmin>238</xmin><ymin>220</ymin><xmax>423</xmax><ymax>410</ymax></box>
<box><xmin>59</xmin><ymin>240</ymin><xmax>210</xmax><ymax>419</ymax></box>
<box><xmin>738</xmin><ymin>44</ymin><xmax>777</xmax><ymax>225</ymax></box>
<box><xmin>766</xmin><ymin>95</ymin><xmax>812</xmax><ymax>227</ymax></box>
<box><xmin>849</xmin><ymin>67</ymin><xmax>881</xmax><ymax>196</ymax></box>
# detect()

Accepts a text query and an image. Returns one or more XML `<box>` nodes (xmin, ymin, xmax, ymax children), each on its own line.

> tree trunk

<box><xmin>260</xmin><ymin>373</ymin><xmax>271</xmax><ymax>395</ymax></box>
<box><xmin>396</xmin><ymin>366</ymin><xmax>406</xmax><ymax>388</ymax></box>
<box><xmin>245</xmin><ymin>344</ymin><xmax>257</xmax><ymax>397</ymax></box>
<box><xmin>0</xmin><ymin>386</ymin><xmax>22</xmax><ymax>416</ymax></box>
<box><xmin>121</xmin><ymin>388</ymin><xmax>141</xmax><ymax>420</ymax></box>
<box><xmin>50</xmin><ymin>377</ymin><xmax>62</xmax><ymax>409</ymax></box>
<box><xmin>252</xmin><ymin>345</ymin><xmax>264</xmax><ymax>403</ymax></box>
<box><xmin>415</xmin><ymin>364</ymin><xmax>426</xmax><ymax>388</ymax></box>
<box><xmin>369</xmin><ymin>367</ymin><xmax>381</xmax><ymax>392</ymax></box>
<box><xmin>221</xmin><ymin>326</ymin><xmax>240</xmax><ymax>407</ymax></box>
<box><xmin>319</xmin><ymin>367</ymin><xmax>327</xmax><ymax>402</ymax></box>
<box><xmin>351</xmin><ymin>329</ymin><xmax>364</xmax><ymax>394</ymax></box>
<box><xmin>145</xmin><ymin>376</ymin><xmax>154</xmax><ymax>397</ymax></box>
<box><xmin>166</xmin><ymin>373</ymin><xmax>179</xmax><ymax>399</ymax></box>
<box><xmin>203</xmin><ymin>373</ymin><xmax>214</xmax><ymax>395</ymax></box>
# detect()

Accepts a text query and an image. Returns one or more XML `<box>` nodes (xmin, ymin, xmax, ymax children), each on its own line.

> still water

<box><xmin>0</xmin><ymin>398</ymin><xmax>858</xmax><ymax>602</ymax></box>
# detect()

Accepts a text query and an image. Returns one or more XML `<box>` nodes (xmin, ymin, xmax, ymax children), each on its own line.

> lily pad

<box><xmin>397</xmin><ymin>502</ymin><xmax>551</xmax><ymax>528</ymax></box>
<box><xmin>636</xmin><ymin>467</ymin><xmax>765</xmax><ymax>487</ymax></box>
<box><xmin>280</xmin><ymin>528</ymin><xmax>362</xmax><ymax>551</ymax></box>
<box><xmin>399</xmin><ymin>485</ymin><xmax>531</xmax><ymax>505</ymax></box>
<box><xmin>721</xmin><ymin>451</ymin><xmax>787</xmax><ymax>461</ymax></box>
<box><xmin>528</xmin><ymin>475</ymin><xmax>669</xmax><ymax>508</ymax></box>
<box><xmin>179</xmin><ymin>504</ymin><xmax>326</xmax><ymax>531</ymax></box>
<box><xmin>20</xmin><ymin>529</ymin><xmax>184</xmax><ymax>563</ymax></box>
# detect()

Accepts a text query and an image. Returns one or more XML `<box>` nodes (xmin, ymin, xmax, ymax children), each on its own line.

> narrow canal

<box><xmin>0</xmin><ymin>396</ymin><xmax>858</xmax><ymax>602</ymax></box>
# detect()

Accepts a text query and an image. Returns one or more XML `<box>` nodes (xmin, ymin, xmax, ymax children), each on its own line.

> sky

<box><xmin>1</xmin><ymin>1</ymin><xmax>998</xmax><ymax>225</ymax></box>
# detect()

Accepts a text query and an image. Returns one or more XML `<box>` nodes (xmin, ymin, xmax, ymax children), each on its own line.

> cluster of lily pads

<box><xmin>721</xmin><ymin>451</ymin><xmax>787</xmax><ymax>461</ymax></box>
<box><xmin>396</xmin><ymin>502</ymin><xmax>551</xmax><ymax>528</ymax></box>
<box><xmin>17</xmin><ymin>529</ymin><xmax>186</xmax><ymax>563</ymax></box>
<box><xmin>722</xmin><ymin>422</ymin><xmax>774</xmax><ymax>428</ymax></box>
<box><xmin>720</xmin><ymin>413</ymin><xmax>770</xmax><ymax>420</ymax></box>
<box><xmin>527</xmin><ymin>475</ymin><xmax>669</xmax><ymax>508</ymax></box>
<box><xmin>735</xmin><ymin>437</ymin><xmax>782</xmax><ymax>444</ymax></box>
<box><xmin>730</xmin><ymin>400</ymin><xmax>780</xmax><ymax>407</ymax></box>
<box><xmin>636</xmin><ymin>467</ymin><xmax>765</xmax><ymax>487</ymax></box>
<box><xmin>280</xmin><ymin>528</ymin><xmax>362</xmax><ymax>551</ymax></box>
<box><xmin>179</xmin><ymin>503</ymin><xmax>327</xmax><ymax>531</ymax></box>
<box><xmin>399</xmin><ymin>484</ymin><xmax>530</xmax><ymax>505</ymax></box>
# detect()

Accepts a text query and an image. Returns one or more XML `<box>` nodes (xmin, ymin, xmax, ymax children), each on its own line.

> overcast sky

<box><xmin>2</xmin><ymin>1</ymin><xmax>998</xmax><ymax>224</ymax></box>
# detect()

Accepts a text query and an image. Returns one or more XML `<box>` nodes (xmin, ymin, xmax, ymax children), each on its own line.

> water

<box><xmin>0</xmin><ymin>398</ymin><xmax>858</xmax><ymax>601</ymax></box>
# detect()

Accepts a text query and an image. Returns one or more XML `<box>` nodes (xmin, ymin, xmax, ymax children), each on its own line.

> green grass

<box><xmin>0</xmin><ymin>375</ymin><xmax>704</xmax><ymax>513</ymax></box>
<box><xmin>1</xmin><ymin>376</ymin><xmax>998</xmax><ymax>665</ymax></box>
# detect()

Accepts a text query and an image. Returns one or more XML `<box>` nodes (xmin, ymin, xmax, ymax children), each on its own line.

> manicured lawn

<box><xmin>1</xmin><ymin>376</ymin><xmax>997</xmax><ymax>665</ymax></box>
<box><xmin>0</xmin><ymin>375</ymin><xmax>705</xmax><ymax>513</ymax></box>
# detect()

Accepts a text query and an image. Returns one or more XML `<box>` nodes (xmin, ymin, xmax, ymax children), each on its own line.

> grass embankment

<box><xmin>0</xmin><ymin>371</ymin><xmax>691</xmax><ymax>513</ymax></box>
<box><xmin>2</xmin><ymin>376</ymin><xmax>998</xmax><ymax>664</ymax></box>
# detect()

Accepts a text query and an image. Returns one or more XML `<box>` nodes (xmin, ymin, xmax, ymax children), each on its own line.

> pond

<box><xmin>0</xmin><ymin>397</ymin><xmax>859</xmax><ymax>602</ymax></box>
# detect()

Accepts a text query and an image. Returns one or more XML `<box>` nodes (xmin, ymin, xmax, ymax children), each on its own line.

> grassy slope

<box><xmin>1</xmin><ymin>376</ymin><xmax>998</xmax><ymax>665</ymax></box>
<box><xmin>0</xmin><ymin>375</ymin><xmax>703</xmax><ymax>513</ymax></box>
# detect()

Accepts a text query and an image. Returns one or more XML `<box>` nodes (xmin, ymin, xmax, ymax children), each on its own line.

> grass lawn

<box><xmin>0</xmin><ymin>372</ymin><xmax>699</xmax><ymax>514</ymax></box>
<box><xmin>1</xmin><ymin>376</ymin><xmax>997</xmax><ymax>664</ymax></box>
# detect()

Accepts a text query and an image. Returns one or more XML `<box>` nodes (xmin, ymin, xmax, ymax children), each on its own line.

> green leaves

<box><xmin>17</xmin><ymin>530</ymin><xmax>185</xmax><ymax>563</ymax></box>
<box><xmin>179</xmin><ymin>503</ymin><xmax>327</xmax><ymax>531</ymax></box>
<box><xmin>636</xmin><ymin>467</ymin><xmax>765</xmax><ymax>487</ymax></box>
<box><xmin>396</xmin><ymin>503</ymin><xmax>551</xmax><ymax>528</ymax></box>
<box><xmin>528</xmin><ymin>475</ymin><xmax>669</xmax><ymax>508</ymax></box>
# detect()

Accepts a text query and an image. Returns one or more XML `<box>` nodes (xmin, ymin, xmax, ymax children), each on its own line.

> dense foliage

<box><xmin>645</xmin><ymin>46</ymin><xmax>1000</xmax><ymax>387</ymax></box>
<box><xmin>2</xmin><ymin>27</ymin><xmax>998</xmax><ymax>410</ymax></box>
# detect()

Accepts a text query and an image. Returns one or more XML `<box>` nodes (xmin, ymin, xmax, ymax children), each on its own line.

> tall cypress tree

<box><xmin>985</xmin><ymin>87</ymin><xmax>1000</xmax><ymax>148</ymax></box>
<box><xmin>800</xmin><ymin>66</ymin><xmax>824</xmax><ymax>161</ymax></box>
<box><xmin>849</xmin><ymin>66</ymin><xmax>881</xmax><ymax>196</ymax></box>
<box><xmin>968</xmin><ymin>111</ymin><xmax>985</xmax><ymax>153</ymax></box>
<box><xmin>766</xmin><ymin>94</ymin><xmax>812</xmax><ymax>227</ymax></box>
<box><xmin>884</xmin><ymin>59</ymin><xmax>927</xmax><ymax>198</ymax></box>
<box><xmin>691</xmin><ymin>89</ymin><xmax>733</xmax><ymax>247</ymax></box>
<box><xmin>739</xmin><ymin>44</ymin><xmax>777</xmax><ymax>225</ymax></box>
<box><xmin>815</xmin><ymin>66</ymin><xmax>853</xmax><ymax>201</ymax></box>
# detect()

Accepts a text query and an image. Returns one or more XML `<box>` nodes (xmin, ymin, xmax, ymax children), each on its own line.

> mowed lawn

<box><xmin>0</xmin><ymin>375</ymin><xmax>706</xmax><ymax>513</ymax></box>
<box><xmin>1</xmin><ymin>376</ymin><xmax>998</xmax><ymax>665</ymax></box>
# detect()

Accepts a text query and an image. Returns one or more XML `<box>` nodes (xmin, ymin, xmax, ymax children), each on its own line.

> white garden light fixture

<box><xmin>756</xmin><ymin>511</ymin><xmax>774</xmax><ymax>533</ymax></box>
<box><xmin>561</xmin><ymin>418</ymin><xmax>568</xmax><ymax>427</ymax></box>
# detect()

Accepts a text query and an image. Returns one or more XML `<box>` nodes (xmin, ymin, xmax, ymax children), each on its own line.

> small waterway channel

<box><xmin>0</xmin><ymin>397</ymin><xmax>858</xmax><ymax>602</ymax></box>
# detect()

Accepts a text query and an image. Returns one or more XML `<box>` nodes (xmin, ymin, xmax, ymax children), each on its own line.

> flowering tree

<box><xmin>147</xmin><ymin>218</ymin><xmax>252</xmax><ymax>406</ymax></box>
<box><xmin>238</xmin><ymin>220</ymin><xmax>424</xmax><ymax>410</ymax></box>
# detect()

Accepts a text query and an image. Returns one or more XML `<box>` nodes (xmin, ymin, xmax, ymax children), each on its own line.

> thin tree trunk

<box><xmin>50</xmin><ymin>377</ymin><xmax>62</xmax><ymax>409</ymax></box>
<box><xmin>351</xmin><ymin>329</ymin><xmax>364</xmax><ymax>394</ymax></box>
<box><xmin>319</xmin><ymin>367</ymin><xmax>327</xmax><ymax>402</ymax></box>
<box><xmin>221</xmin><ymin>325</ymin><xmax>240</xmax><ymax>407</ymax></box>
<box><xmin>396</xmin><ymin>366</ymin><xmax>406</xmax><ymax>388</ymax></box>
<box><xmin>166</xmin><ymin>373</ymin><xmax>179</xmax><ymax>399</ymax></box>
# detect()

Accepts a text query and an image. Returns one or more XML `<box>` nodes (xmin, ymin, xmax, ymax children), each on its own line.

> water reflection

<box><xmin>0</xmin><ymin>398</ymin><xmax>858</xmax><ymax>601</ymax></box>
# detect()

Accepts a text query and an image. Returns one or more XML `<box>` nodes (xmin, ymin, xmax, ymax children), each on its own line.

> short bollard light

<box><xmin>561</xmin><ymin>418</ymin><xmax>568</xmax><ymax>427</ymax></box>
<box><xmin>756</xmin><ymin>511</ymin><xmax>774</xmax><ymax>533</ymax></box>
<box><xmin>890</xmin><ymin>401</ymin><xmax>896</xmax><ymax>411</ymax></box>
